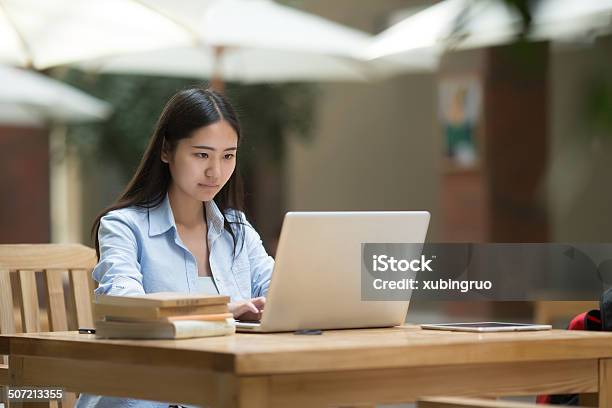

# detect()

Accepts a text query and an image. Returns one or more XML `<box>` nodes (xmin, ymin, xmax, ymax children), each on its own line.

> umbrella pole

<box><xmin>211</xmin><ymin>46</ymin><xmax>226</xmax><ymax>94</ymax></box>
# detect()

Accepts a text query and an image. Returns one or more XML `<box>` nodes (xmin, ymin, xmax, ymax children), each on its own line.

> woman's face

<box><xmin>162</xmin><ymin>120</ymin><xmax>238</xmax><ymax>202</ymax></box>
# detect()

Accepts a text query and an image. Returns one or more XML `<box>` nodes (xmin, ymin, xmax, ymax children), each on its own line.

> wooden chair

<box><xmin>0</xmin><ymin>244</ymin><xmax>98</xmax><ymax>408</ymax></box>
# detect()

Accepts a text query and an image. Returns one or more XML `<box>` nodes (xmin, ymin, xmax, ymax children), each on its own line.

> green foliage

<box><xmin>585</xmin><ymin>74</ymin><xmax>612</xmax><ymax>136</ymax></box>
<box><xmin>54</xmin><ymin>69</ymin><xmax>317</xmax><ymax>180</ymax></box>
<box><xmin>224</xmin><ymin>82</ymin><xmax>318</xmax><ymax>170</ymax></box>
<box><xmin>500</xmin><ymin>0</ymin><xmax>533</xmax><ymax>37</ymax></box>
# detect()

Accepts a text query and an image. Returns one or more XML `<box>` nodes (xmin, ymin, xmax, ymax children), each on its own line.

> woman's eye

<box><xmin>195</xmin><ymin>152</ymin><xmax>208</xmax><ymax>158</ymax></box>
<box><xmin>224</xmin><ymin>154</ymin><xmax>235</xmax><ymax>160</ymax></box>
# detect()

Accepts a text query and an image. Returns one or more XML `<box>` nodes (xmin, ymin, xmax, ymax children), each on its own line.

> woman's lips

<box><xmin>199</xmin><ymin>183</ymin><xmax>219</xmax><ymax>188</ymax></box>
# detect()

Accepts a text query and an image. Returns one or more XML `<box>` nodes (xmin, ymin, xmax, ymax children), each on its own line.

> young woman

<box><xmin>76</xmin><ymin>87</ymin><xmax>274</xmax><ymax>408</ymax></box>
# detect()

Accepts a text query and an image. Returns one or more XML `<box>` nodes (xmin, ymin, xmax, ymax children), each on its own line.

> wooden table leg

<box><xmin>600</xmin><ymin>359</ymin><xmax>612</xmax><ymax>408</ymax></box>
<box><xmin>235</xmin><ymin>377</ymin><xmax>269</xmax><ymax>408</ymax></box>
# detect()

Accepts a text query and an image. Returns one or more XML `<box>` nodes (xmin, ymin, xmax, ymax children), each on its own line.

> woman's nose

<box><xmin>205</xmin><ymin>161</ymin><xmax>221</xmax><ymax>179</ymax></box>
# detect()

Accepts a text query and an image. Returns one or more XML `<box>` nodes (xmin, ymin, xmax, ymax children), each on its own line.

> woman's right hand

<box><xmin>228</xmin><ymin>297</ymin><xmax>266</xmax><ymax>321</ymax></box>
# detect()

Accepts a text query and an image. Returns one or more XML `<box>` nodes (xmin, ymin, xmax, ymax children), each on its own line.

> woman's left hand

<box><xmin>229</xmin><ymin>296</ymin><xmax>266</xmax><ymax>321</ymax></box>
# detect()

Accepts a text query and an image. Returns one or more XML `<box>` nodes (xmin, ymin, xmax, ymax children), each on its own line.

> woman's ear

<box><xmin>161</xmin><ymin>139</ymin><xmax>170</xmax><ymax>163</ymax></box>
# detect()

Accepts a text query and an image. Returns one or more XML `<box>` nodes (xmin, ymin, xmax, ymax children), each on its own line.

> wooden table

<box><xmin>2</xmin><ymin>326</ymin><xmax>612</xmax><ymax>408</ymax></box>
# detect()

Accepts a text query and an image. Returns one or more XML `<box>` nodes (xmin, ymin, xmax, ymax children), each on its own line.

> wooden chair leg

<box><xmin>60</xmin><ymin>392</ymin><xmax>76</xmax><ymax>408</ymax></box>
<box><xmin>1</xmin><ymin>385</ymin><xmax>8</xmax><ymax>405</ymax></box>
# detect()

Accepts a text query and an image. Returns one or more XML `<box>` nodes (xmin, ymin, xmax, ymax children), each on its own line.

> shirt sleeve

<box><xmin>93</xmin><ymin>211</ymin><xmax>146</xmax><ymax>297</ymax></box>
<box><xmin>242</xmin><ymin>218</ymin><xmax>274</xmax><ymax>298</ymax></box>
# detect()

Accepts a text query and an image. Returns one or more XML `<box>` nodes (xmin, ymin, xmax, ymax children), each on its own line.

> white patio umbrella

<box><xmin>2</xmin><ymin>0</ymin><xmax>434</xmax><ymax>84</ymax></box>
<box><xmin>0</xmin><ymin>0</ymin><xmax>193</xmax><ymax>69</ymax></box>
<box><xmin>530</xmin><ymin>0</ymin><xmax>612</xmax><ymax>41</ymax></box>
<box><xmin>76</xmin><ymin>44</ymin><xmax>423</xmax><ymax>84</ymax></box>
<box><xmin>365</xmin><ymin>0</ymin><xmax>612</xmax><ymax>61</ymax></box>
<box><xmin>140</xmin><ymin>0</ymin><xmax>367</xmax><ymax>58</ymax></box>
<box><xmin>0</xmin><ymin>65</ymin><xmax>111</xmax><ymax>126</ymax></box>
<box><xmin>365</xmin><ymin>0</ymin><xmax>477</xmax><ymax>61</ymax></box>
<box><xmin>74</xmin><ymin>0</ymin><xmax>433</xmax><ymax>85</ymax></box>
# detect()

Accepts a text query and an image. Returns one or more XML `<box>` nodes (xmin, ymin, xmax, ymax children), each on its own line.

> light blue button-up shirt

<box><xmin>76</xmin><ymin>194</ymin><xmax>274</xmax><ymax>408</ymax></box>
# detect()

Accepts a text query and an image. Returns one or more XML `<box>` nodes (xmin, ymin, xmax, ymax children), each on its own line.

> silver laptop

<box><xmin>236</xmin><ymin>211</ymin><xmax>430</xmax><ymax>332</ymax></box>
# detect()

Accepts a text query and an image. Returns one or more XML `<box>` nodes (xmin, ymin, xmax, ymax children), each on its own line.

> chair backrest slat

<box><xmin>69</xmin><ymin>269</ymin><xmax>94</xmax><ymax>329</ymax></box>
<box><xmin>44</xmin><ymin>269</ymin><xmax>69</xmax><ymax>332</ymax></box>
<box><xmin>18</xmin><ymin>270</ymin><xmax>41</xmax><ymax>333</ymax></box>
<box><xmin>0</xmin><ymin>267</ymin><xmax>15</xmax><ymax>335</ymax></box>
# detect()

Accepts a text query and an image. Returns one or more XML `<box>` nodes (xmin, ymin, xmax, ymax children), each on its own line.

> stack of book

<box><xmin>93</xmin><ymin>292</ymin><xmax>235</xmax><ymax>339</ymax></box>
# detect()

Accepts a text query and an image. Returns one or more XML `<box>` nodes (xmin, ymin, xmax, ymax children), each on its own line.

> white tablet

<box><xmin>420</xmin><ymin>322</ymin><xmax>552</xmax><ymax>332</ymax></box>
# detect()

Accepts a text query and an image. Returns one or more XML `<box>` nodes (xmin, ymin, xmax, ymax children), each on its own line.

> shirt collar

<box><xmin>204</xmin><ymin>199</ymin><xmax>225</xmax><ymax>239</ymax></box>
<box><xmin>148</xmin><ymin>193</ymin><xmax>225</xmax><ymax>238</ymax></box>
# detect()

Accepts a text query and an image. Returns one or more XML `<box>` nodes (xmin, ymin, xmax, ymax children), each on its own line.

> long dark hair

<box><xmin>91</xmin><ymin>86</ymin><xmax>246</xmax><ymax>259</ymax></box>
